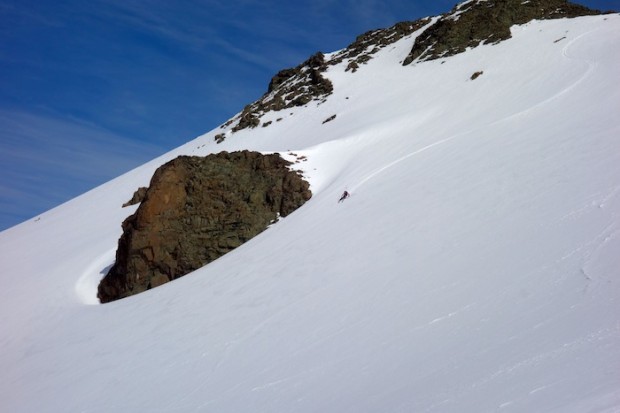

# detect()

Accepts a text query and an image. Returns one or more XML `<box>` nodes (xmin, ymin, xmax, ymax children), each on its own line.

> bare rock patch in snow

<box><xmin>470</xmin><ymin>70</ymin><xmax>484</xmax><ymax>80</ymax></box>
<box><xmin>403</xmin><ymin>0</ymin><xmax>601</xmax><ymax>64</ymax></box>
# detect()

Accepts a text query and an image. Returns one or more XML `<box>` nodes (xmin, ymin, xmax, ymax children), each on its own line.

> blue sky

<box><xmin>1</xmin><ymin>0</ymin><xmax>618</xmax><ymax>231</ymax></box>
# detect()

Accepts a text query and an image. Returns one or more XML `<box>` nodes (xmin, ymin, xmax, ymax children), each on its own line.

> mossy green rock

<box><xmin>98</xmin><ymin>151</ymin><xmax>311</xmax><ymax>303</ymax></box>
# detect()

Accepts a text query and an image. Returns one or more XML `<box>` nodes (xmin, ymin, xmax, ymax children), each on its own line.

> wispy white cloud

<box><xmin>0</xmin><ymin>109</ymin><xmax>166</xmax><ymax>230</ymax></box>
<box><xmin>88</xmin><ymin>0</ymin><xmax>216</xmax><ymax>49</ymax></box>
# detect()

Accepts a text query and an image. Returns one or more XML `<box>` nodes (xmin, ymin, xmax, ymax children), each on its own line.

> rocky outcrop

<box><xmin>226</xmin><ymin>53</ymin><xmax>333</xmax><ymax>135</ymax></box>
<box><xmin>122</xmin><ymin>187</ymin><xmax>148</xmax><ymax>207</ymax></box>
<box><xmin>329</xmin><ymin>19</ymin><xmax>431</xmax><ymax>71</ymax></box>
<box><xmin>98</xmin><ymin>151</ymin><xmax>311</xmax><ymax>303</ymax></box>
<box><xmin>403</xmin><ymin>0</ymin><xmax>600</xmax><ymax>65</ymax></box>
<box><xmin>220</xmin><ymin>19</ymin><xmax>431</xmax><ymax>138</ymax></box>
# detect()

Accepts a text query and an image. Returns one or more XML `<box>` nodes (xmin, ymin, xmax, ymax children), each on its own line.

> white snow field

<box><xmin>1</xmin><ymin>14</ymin><xmax>620</xmax><ymax>413</ymax></box>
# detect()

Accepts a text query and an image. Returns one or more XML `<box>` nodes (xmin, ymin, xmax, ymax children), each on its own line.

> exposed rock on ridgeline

<box><xmin>403</xmin><ymin>0</ymin><xmax>600</xmax><ymax>65</ymax></box>
<box><xmin>216</xmin><ymin>1</ymin><xmax>603</xmax><ymax>139</ymax></box>
<box><xmin>98</xmin><ymin>151</ymin><xmax>311</xmax><ymax>303</ymax></box>
<box><xmin>329</xmin><ymin>19</ymin><xmax>431</xmax><ymax>71</ymax></box>
<box><xmin>220</xmin><ymin>20</ymin><xmax>431</xmax><ymax>137</ymax></box>
<box><xmin>226</xmin><ymin>53</ymin><xmax>333</xmax><ymax>135</ymax></box>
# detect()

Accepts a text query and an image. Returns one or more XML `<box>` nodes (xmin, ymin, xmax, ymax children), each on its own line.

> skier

<box><xmin>338</xmin><ymin>190</ymin><xmax>350</xmax><ymax>203</ymax></box>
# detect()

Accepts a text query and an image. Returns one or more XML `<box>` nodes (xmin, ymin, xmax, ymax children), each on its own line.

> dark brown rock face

<box><xmin>403</xmin><ymin>0</ymin><xmax>600</xmax><ymax>65</ymax></box>
<box><xmin>98</xmin><ymin>151</ymin><xmax>311</xmax><ymax>303</ymax></box>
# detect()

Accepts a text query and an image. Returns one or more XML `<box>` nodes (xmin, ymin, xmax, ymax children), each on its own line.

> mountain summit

<box><xmin>1</xmin><ymin>1</ymin><xmax>619</xmax><ymax>412</ymax></box>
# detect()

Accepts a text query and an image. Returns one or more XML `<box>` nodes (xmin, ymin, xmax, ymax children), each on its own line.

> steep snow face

<box><xmin>1</xmin><ymin>14</ymin><xmax>619</xmax><ymax>413</ymax></box>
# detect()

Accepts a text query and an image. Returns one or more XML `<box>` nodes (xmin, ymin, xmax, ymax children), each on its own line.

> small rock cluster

<box><xmin>329</xmin><ymin>19</ymin><xmax>431</xmax><ymax>72</ymax></box>
<box><xmin>122</xmin><ymin>187</ymin><xmax>148</xmax><ymax>207</ymax></box>
<box><xmin>222</xmin><ymin>53</ymin><xmax>333</xmax><ymax>136</ymax></box>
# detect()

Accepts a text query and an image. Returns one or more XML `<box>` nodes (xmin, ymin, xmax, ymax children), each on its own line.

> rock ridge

<box><xmin>228</xmin><ymin>52</ymin><xmax>334</xmax><ymax>134</ymax></box>
<box><xmin>216</xmin><ymin>0</ymin><xmax>602</xmax><ymax>140</ymax></box>
<box><xmin>219</xmin><ymin>19</ymin><xmax>431</xmax><ymax>137</ymax></box>
<box><xmin>403</xmin><ymin>0</ymin><xmax>600</xmax><ymax>65</ymax></box>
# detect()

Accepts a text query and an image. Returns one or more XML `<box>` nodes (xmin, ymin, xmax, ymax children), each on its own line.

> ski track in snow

<box><xmin>351</xmin><ymin>132</ymin><xmax>464</xmax><ymax>192</ymax></box>
<box><xmin>352</xmin><ymin>26</ymin><xmax>603</xmax><ymax>194</ymax></box>
<box><xmin>496</xmin><ymin>28</ymin><xmax>600</xmax><ymax>124</ymax></box>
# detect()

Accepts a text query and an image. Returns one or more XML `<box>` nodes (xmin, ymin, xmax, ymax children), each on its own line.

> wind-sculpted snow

<box><xmin>0</xmin><ymin>11</ymin><xmax>619</xmax><ymax>413</ymax></box>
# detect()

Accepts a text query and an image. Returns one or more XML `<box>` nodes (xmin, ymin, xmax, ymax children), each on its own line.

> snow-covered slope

<box><xmin>1</xmin><ymin>14</ymin><xmax>620</xmax><ymax>413</ymax></box>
